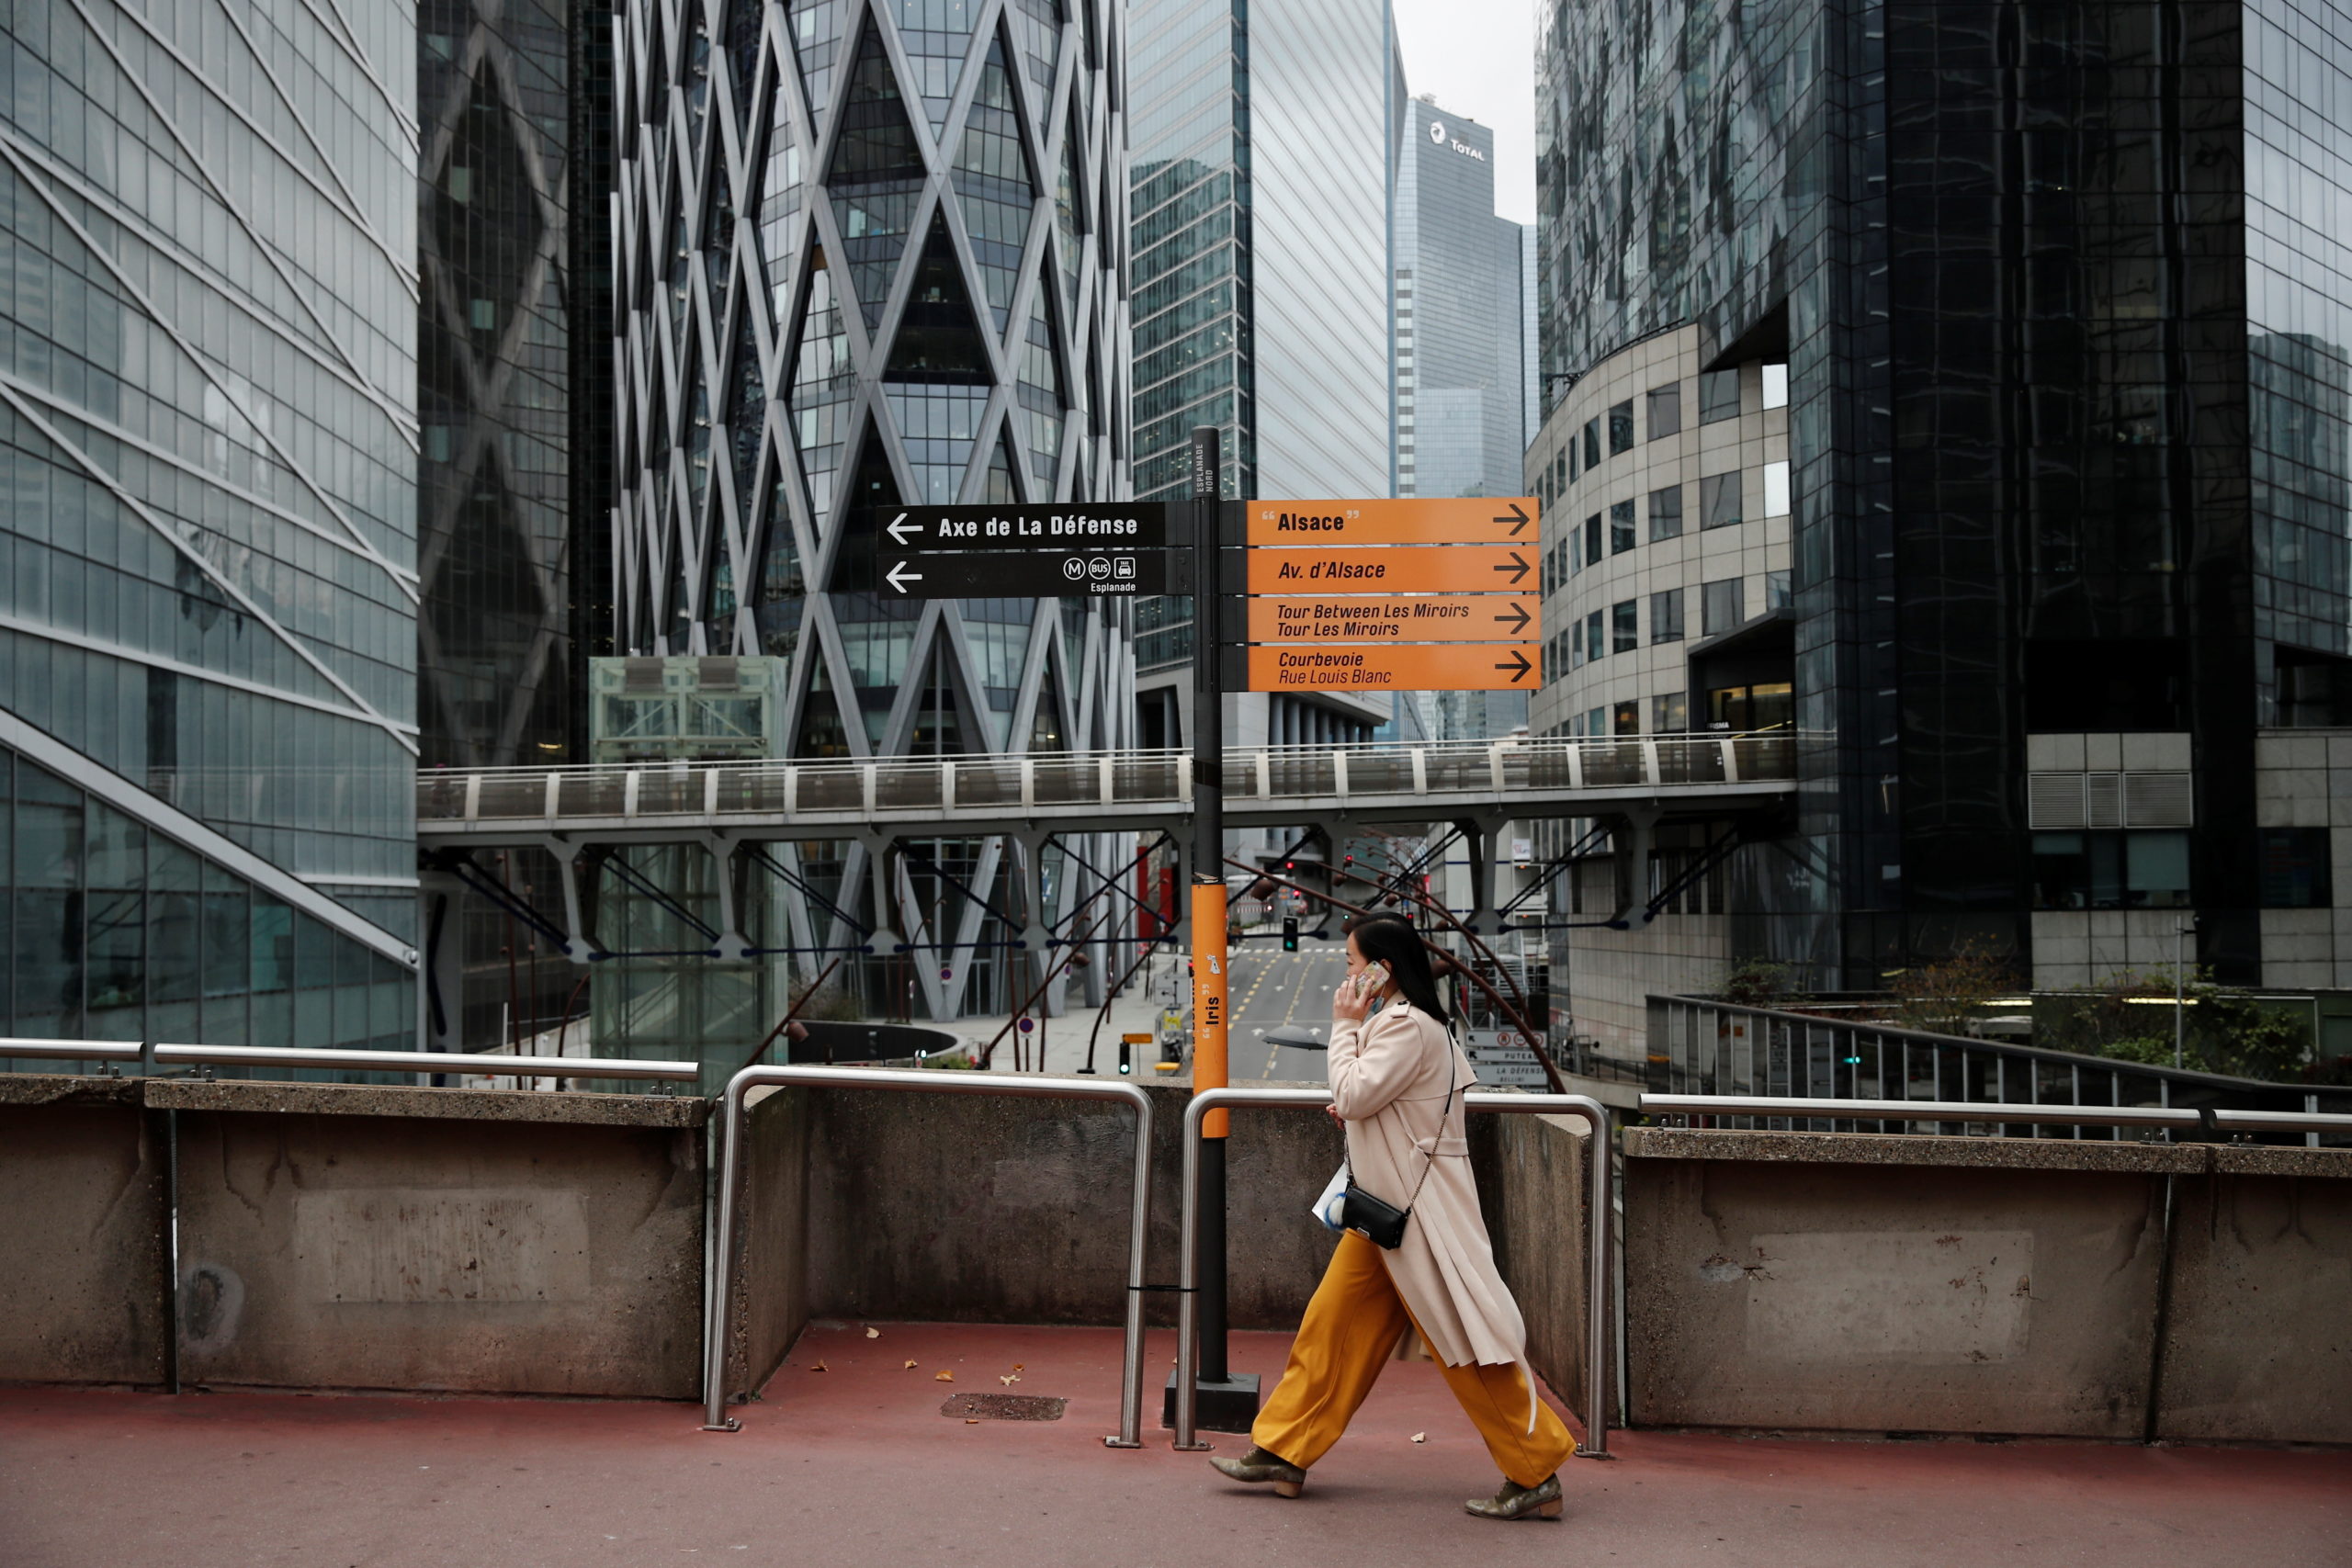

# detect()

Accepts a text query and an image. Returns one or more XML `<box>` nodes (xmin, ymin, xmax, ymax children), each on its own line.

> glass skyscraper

<box><xmin>0</xmin><ymin>2</ymin><xmax>423</xmax><ymax>1062</ymax></box>
<box><xmin>1532</xmin><ymin>0</ymin><xmax>2352</xmax><ymax>1029</ymax></box>
<box><xmin>1390</xmin><ymin>96</ymin><xmax>1529</xmax><ymax>743</ymax></box>
<box><xmin>1126</xmin><ymin>0</ymin><xmax>1399</xmax><ymax>752</ymax></box>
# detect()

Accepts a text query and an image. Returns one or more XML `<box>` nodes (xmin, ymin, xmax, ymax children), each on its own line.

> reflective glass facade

<box><xmin>417</xmin><ymin>0</ymin><xmax>577</xmax><ymax>769</ymax></box>
<box><xmin>0</xmin><ymin>2</ymin><xmax>421</xmax><ymax>1058</ymax></box>
<box><xmin>1392</xmin><ymin>99</ymin><xmax>1528</xmax><ymax>741</ymax></box>
<box><xmin>611</xmin><ymin>0</ymin><xmax>1129</xmax><ymax>1021</ymax></box>
<box><xmin>1537</xmin><ymin>0</ymin><xmax>2352</xmax><ymax>991</ymax></box>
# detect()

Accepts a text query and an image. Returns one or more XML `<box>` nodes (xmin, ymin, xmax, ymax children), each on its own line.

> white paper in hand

<box><xmin>1311</xmin><ymin>1164</ymin><xmax>1349</xmax><ymax>1232</ymax></box>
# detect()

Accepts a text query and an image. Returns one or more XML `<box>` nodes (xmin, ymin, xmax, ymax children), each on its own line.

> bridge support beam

<box><xmin>1609</xmin><ymin>807</ymin><xmax>1662</xmax><ymax>928</ymax></box>
<box><xmin>1453</xmin><ymin>814</ymin><xmax>1513</xmax><ymax>934</ymax></box>
<box><xmin>707</xmin><ymin>834</ymin><xmax>752</xmax><ymax>961</ymax></box>
<box><xmin>419</xmin><ymin>867</ymin><xmax>468</xmax><ymax>1053</ymax></box>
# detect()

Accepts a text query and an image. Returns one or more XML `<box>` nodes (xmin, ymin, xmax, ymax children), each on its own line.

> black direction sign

<box><xmin>871</xmin><ymin>502</ymin><xmax>1169</xmax><ymax>551</ymax></box>
<box><xmin>879</xmin><ymin>549</ymin><xmax>1168</xmax><ymax>598</ymax></box>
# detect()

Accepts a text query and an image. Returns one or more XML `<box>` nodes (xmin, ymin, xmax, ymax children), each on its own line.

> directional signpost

<box><xmin>846</xmin><ymin>502</ymin><xmax>1170</xmax><ymax>598</ymax></box>
<box><xmin>1239</xmin><ymin>497</ymin><xmax>1544</xmax><ymax>694</ymax></box>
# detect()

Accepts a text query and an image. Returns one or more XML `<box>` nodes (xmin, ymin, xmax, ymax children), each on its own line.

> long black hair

<box><xmin>1345</xmin><ymin>914</ymin><xmax>1450</xmax><ymax>1025</ymax></box>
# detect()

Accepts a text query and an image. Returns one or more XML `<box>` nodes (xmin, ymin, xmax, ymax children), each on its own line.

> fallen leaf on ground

<box><xmin>865</xmin><ymin>1327</ymin><xmax>880</xmax><ymax>1338</ymax></box>
<box><xmin>965</xmin><ymin>1418</ymin><xmax>979</xmax><ymax>1424</ymax></box>
<box><xmin>934</xmin><ymin>1370</ymin><xmax>955</xmax><ymax>1382</ymax></box>
<box><xmin>903</xmin><ymin>1359</ymin><xmax>919</xmax><ymax>1370</ymax></box>
<box><xmin>810</xmin><ymin>1361</ymin><xmax>829</xmax><ymax>1372</ymax></box>
<box><xmin>1000</xmin><ymin>1374</ymin><xmax>1020</xmax><ymax>1386</ymax></box>
<box><xmin>1409</xmin><ymin>1432</ymin><xmax>1426</xmax><ymax>1444</ymax></box>
<box><xmin>1012</xmin><ymin>1363</ymin><xmax>1024</xmax><ymax>1371</ymax></box>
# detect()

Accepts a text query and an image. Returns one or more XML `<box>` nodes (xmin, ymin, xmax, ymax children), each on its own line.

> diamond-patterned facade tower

<box><xmin>615</xmin><ymin>0</ymin><xmax>1131</xmax><ymax>1020</ymax></box>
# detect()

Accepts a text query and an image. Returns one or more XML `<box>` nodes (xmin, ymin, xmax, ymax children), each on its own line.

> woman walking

<box><xmin>1208</xmin><ymin>914</ymin><xmax>1576</xmax><ymax>1520</ymax></box>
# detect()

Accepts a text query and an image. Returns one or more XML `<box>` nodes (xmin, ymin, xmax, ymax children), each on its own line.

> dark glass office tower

<box><xmin>418</xmin><ymin>0</ymin><xmax>577</xmax><ymax>770</ymax></box>
<box><xmin>1535</xmin><ymin>0</ymin><xmax>2352</xmax><ymax>1005</ymax></box>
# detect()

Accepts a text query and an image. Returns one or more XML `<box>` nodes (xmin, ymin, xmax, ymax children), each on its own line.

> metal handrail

<box><xmin>1640</xmin><ymin>1094</ymin><xmax>2201</xmax><ymax>1130</ymax></box>
<box><xmin>701</xmin><ymin>1066</ymin><xmax>1156</xmax><ymax>1448</ymax></box>
<box><xmin>1</xmin><ymin>1038</ymin><xmax>143</xmax><ymax>1062</ymax></box>
<box><xmin>1643</xmin><ymin>1094</ymin><xmax>2352</xmax><ymax>1140</ymax></box>
<box><xmin>0</xmin><ymin>1037</ymin><xmax>697</xmax><ymax>1082</ymax></box>
<box><xmin>1170</xmin><ymin>1087</ymin><xmax>1615</xmax><ymax>1458</ymax></box>
<box><xmin>149</xmin><ymin>1043</ymin><xmax>699</xmax><ymax>1082</ymax></box>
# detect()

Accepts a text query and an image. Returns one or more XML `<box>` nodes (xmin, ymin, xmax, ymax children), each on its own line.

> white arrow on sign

<box><xmin>885</xmin><ymin>560</ymin><xmax>923</xmax><ymax>594</ymax></box>
<box><xmin>885</xmin><ymin>512</ymin><xmax>918</xmax><ymax>546</ymax></box>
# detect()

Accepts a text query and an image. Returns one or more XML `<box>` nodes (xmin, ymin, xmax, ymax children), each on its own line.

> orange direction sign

<box><xmin>1249</xmin><ymin>644</ymin><xmax>1541</xmax><ymax>694</ymax></box>
<box><xmin>1248</xmin><ymin>497</ymin><xmax>1537</xmax><ymax>547</ymax></box>
<box><xmin>1245</xmin><ymin>594</ymin><xmax>1534</xmax><ymax>644</ymax></box>
<box><xmin>1246</xmin><ymin>545</ymin><xmax>1534</xmax><ymax>594</ymax></box>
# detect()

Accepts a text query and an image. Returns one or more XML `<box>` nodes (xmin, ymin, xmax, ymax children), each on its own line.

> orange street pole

<box><xmin>1192</xmin><ymin>880</ymin><xmax>1228</xmax><ymax>1134</ymax></box>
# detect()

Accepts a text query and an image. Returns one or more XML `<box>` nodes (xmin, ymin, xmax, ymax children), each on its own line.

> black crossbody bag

<box><xmin>1338</xmin><ymin>1027</ymin><xmax>1461</xmax><ymax>1250</ymax></box>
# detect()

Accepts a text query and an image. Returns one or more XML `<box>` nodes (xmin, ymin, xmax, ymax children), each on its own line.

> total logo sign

<box><xmin>1427</xmin><ymin>118</ymin><xmax>1487</xmax><ymax>163</ymax></box>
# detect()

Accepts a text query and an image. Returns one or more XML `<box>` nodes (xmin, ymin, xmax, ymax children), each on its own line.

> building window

<box><xmin>1584</xmin><ymin>513</ymin><xmax>1600</xmax><ymax>565</ymax></box>
<box><xmin>1613</xmin><ymin>700</ymin><xmax>1640</xmax><ymax>735</ymax></box>
<box><xmin>1699</xmin><ymin>368</ymin><xmax>1740</xmax><ymax>423</ymax></box>
<box><xmin>1763</xmin><ymin>459</ymin><xmax>1791</xmax><ymax>517</ymax></box>
<box><xmin>1610</xmin><ymin>500</ymin><xmax>1636</xmax><ymax>555</ymax></box>
<box><xmin>1609</xmin><ymin>400</ymin><xmax>1634</xmax><ymax>455</ymax></box>
<box><xmin>1761</xmin><ymin>363</ymin><xmax>1789</xmax><ymax>409</ymax></box>
<box><xmin>1588</xmin><ymin>705</ymin><xmax>1606</xmax><ymax>736</ymax></box>
<box><xmin>1566</xmin><ymin>437</ymin><xmax>1578</xmax><ymax>481</ymax></box>
<box><xmin>1706</xmin><ymin>682</ymin><xmax>1792</xmax><ymax>731</ymax></box>
<box><xmin>1585</xmin><ymin>609</ymin><xmax>1603</xmax><ymax>663</ymax></box>
<box><xmin>2258</xmin><ymin>828</ymin><xmax>2333</xmax><ymax>908</ymax></box>
<box><xmin>1612</xmin><ymin>600</ymin><xmax>1638</xmax><ymax>653</ymax></box>
<box><xmin>1653</xmin><ymin>691</ymin><xmax>1688</xmax><ymax>732</ymax></box>
<box><xmin>1554</xmin><ymin>450</ymin><xmax>1566</xmax><ymax>491</ymax></box>
<box><xmin>1767</xmin><ymin>570</ymin><xmax>1791</xmax><ymax>609</ymax></box>
<box><xmin>1702</xmin><ymin>577</ymin><xmax>1743</xmax><ymax>635</ymax></box>
<box><xmin>2032</xmin><ymin>831</ymin><xmax>2193</xmax><ymax>909</ymax></box>
<box><xmin>1569</xmin><ymin>626</ymin><xmax>1584</xmax><ymax>669</ymax></box>
<box><xmin>1650</xmin><ymin>588</ymin><xmax>1684</xmax><ymax>643</ymax></box>
<box><xmin>1582</xmin><ymin>418</ymin><xmax>1600</xmax><ymax>468</ymax></box>
<box><xmin>1701</xmin><ymin>471</ymin><xmax>1742</xmax><ymax>530</ymax></box>
<box><xmin>1649</xmin><ymin>485</ymin><xmax>1683</xmax><ymax>540</ymax></box>
<box><xmin>1647</xmin><ymin>383</ymin><xmax>1681</xmax><ymax>438</ymax></box>
<box><xmin>1567</xmin><ymin>528</ymin><xmax>1582</xmax><ymax>575</ymax></box>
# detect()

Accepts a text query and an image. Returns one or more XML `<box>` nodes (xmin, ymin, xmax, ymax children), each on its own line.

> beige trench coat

<box><xmin>1329</xmin><ymin>996</ymin><xmax>1531</xmax><ymax>1377</ymax></box>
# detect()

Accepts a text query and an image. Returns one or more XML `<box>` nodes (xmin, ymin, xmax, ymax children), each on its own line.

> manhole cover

<box><xmin>940</xmin><ymin>1393</ymin><xmax>1067</xmax><ymax>1422</ymax></box>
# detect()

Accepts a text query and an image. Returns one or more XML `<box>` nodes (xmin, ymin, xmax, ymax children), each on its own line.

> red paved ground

<box><xmin>3</xmin><ymin>1323</ymin><xmax>2346</xmax><ymax>1567</ymax></box>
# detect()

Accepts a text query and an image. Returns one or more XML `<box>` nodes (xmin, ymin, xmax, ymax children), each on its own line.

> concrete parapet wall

<box><xmin>1477</xmin><ymin>1111</ymin><xmax>1607</xmax><ymax>1429</ymax></box>
<box><xmin>795</xmin><ymin>1080</ymin><xmax>1342</xmax><ymax>1333</ymax></box>
<box><xmin>1622</xmin><ymin>1128</ymin><xmax>2352</xmax><ymax>1445</ymax></box>
<box><xmin>0</xmin><ymin>1077</ymin><xmax>707</xmax><ymax>1400</ymax></box>
<box><xmin>2159</xmin><ymin>1145</ymin><xmax>2352</xmax><ymax>1444</ymax></box>
<box><xmin>0</xmin><ymin>1077</ymin><xmax>167</xmax><ymax>1388</ymax></box>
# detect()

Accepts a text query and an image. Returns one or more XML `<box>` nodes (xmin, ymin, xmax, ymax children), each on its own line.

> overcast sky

<box><xmin>1392</xmin><ymin>0</ymin><xmax>1539</xmax><ymax>224</ymax></box>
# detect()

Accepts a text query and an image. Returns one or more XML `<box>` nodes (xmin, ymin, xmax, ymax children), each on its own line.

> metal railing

<box><xmin>1645</xmin><ymin>996</ymin><xmax>2351</xmax><ymax>1137</ymax></box>
<box><xmin>418</xmin><ymin>732</ymin><xmax>1804</xmax><ymax>833</ymax></box>
<box><xmin>1170</xmin><ymin>1087</ymin><xmax>1616</xmax><ymax>1457</ymax></box>
<box><xmin>0</xmin><ymin>1037</ymin><xmax>697</xmax><ymax>1084</ymax></box>
<box><xmin>701</xmin><ymin>1065</ymin><xmax>1156</xmax><ymax>1447</ymax></box>
<box><xmin>1641</xmin><ymin>1093</ymin><xmax>2352</xmax><ymax>1139</ymax></box>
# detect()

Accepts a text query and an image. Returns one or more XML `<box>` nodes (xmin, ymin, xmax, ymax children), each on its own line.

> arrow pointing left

<box><xmin>886</xmin><ymin>560</ymin><xmax>923</xmax><ymax>594</ymax></box>
<box><xmin>885</xmin><ymin>512</ymin><xmax>918</xmax><ymax>546</ymax></box>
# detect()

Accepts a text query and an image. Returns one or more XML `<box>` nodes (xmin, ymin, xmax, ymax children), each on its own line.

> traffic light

<box><xmin>1282</xmin><ymin>917</ymin><xmax>1300</xmax><ymax>952</ymax></box>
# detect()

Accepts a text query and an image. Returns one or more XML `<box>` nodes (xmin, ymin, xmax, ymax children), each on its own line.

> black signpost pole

<box><xmin>1192</xmin><ymin>427</ymin><xmax>1228</xmax><ymax>1392</ymax></box>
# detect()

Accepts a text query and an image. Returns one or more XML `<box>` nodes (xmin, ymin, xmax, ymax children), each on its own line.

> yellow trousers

<box><xmin>1252</xmin><ymin>1231</ymin><xmax>1576</xmax><ymax>1488</ymax></box>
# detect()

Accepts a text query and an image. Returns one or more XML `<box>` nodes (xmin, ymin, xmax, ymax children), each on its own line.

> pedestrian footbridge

<box><xmin>416</xmin><ymin>733</ymin><xmax>1798</xmax><ymax>846</ymax></box>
